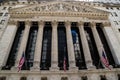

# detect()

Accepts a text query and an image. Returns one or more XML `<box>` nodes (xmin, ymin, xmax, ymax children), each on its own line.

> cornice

<box><xmin>10</xmin><ymin>12</ymin><xmax>108</xmax><ymax>20</ymax></box>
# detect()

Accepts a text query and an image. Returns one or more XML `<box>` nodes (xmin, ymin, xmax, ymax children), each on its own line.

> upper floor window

<box><xmin>4</xmin><ymin>13</ymin><xmax>8</xmax><ymax>16</ymax></box>
<box><xmin>114</xmin><ymin>21</ymin><xmax>119</xmax><ymax>25</ymax></box>
<box><xmin>0</xmin><ymin>20</ymin><xmax>5</xmax><ymax>25</ymax></box>
<box><xmin>117</xmin><ymin>7</ymin><xmax>120</xmax><ymax>10</ymax></box>
<box><xmin>106</xmin><ymin>7</ymin><xmax>109</xmax><ymax>9</ymax></box>
<box><xmin>2</xmin><ymin>7</ymin><xmax>6</xmax><ymax>10</ymax></box>
<box><xmin>111</xmin><ymin>13</ymin><xmax>113</xmax><ymax>16</ymax></box>
<box><xmin>111</xmin><ymin>7</ymin><xmax>113</xmax><ymax>10</ymax></box>
<box><xmin>113</xmin><ymin>12</ymin><xmax>118</xmax><ymax>17</ymax></box>
<box><xmin>0</xmin><ymin>13</ymin><xmax>3</xmax><ymax>16</ymax></box>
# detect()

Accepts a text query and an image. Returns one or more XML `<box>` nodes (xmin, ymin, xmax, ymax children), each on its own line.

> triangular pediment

<box><xmin>10</xmin><ymin>1</ymin><xmax>109</xmax><ymax>20</ymax></box>
<box><xmin>10</xmin><ymin>2</ymin><xmax>108</xmax><ymax>14</ymax></box>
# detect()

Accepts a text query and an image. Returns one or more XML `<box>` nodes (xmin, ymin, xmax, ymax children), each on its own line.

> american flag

<box><xmin>101</xmin><ymin>50</ymin><xmax>111</xmax><ymax>70</ymax></box>
<box><xmin>18</xmin><ymin>52</ymin><xmax>25</xmax><ymax>72</ymax></box>
<box><xmin>63</xmin><ymin>56</ymin><xmax>66</xmax><ymax>72</ymax></box>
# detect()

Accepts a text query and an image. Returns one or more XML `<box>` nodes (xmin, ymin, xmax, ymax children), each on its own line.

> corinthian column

<box><xmin>90</xmin><ymin>22</ymin><xmax>104</xmax><ymax>64</ymax></box>
<box><xmin>31</xmin><ymin>21</ymin><xmax>44</xmax><ymax>71</ymax></box>
<box><xmin>50</xmin><ymin>21</ymin><xmax>59</xmax><ymax>71</ymax></box>
<box><xmin>78</xmin><ymin>22</ymin><xmax>95</xmax><ymax>69</ymax></box>
<box><xmin>12</xmin><ymin>21</ymin><xmax>31</xmax><ymax>70</ymax></box>
<box><xmin>65</xmin><ymin>21</ymin><xmax>78</xmax><ymax>71</ymax></box>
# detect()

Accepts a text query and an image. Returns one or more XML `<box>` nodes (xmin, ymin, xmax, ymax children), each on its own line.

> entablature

<box><xmin>9</xmin><ymin>2</ymin><xmax>109</xmax><ymax>20</ymax></box>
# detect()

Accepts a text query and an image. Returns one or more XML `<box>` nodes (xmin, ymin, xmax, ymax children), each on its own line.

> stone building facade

<box><xmin>0</xmin><ymin>1</ymin><xmax>120</xmax><ymax>80</ymax></box>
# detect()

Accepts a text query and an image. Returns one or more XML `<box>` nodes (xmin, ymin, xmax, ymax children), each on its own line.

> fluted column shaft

<box><xmin>91</xmin><ymin>22</ymin><xmax>103</xmax><ymax>56</ymax></box>
<box><xmin>65</xmin><ymin>21</ymin><xmax>78</xmax><ymax>70</ymax></box>
<box><xmin>50</xmin><ymin>21</ymin><xmax>59</xmax><ymax>71</ymax></box>
<box><xmin>13</xmin><ymin>21</ymin><xmax>31</xmax><ymax>70</ymax></box>
<box><xmin>78</xmin><ymin>22</ymin><xmax>95</xmax><ymax>69</ymax></box>
<box><xmin>31</xmin><ymin>21</ymin><xmax>44</xmax><ymax>71</ymax></box>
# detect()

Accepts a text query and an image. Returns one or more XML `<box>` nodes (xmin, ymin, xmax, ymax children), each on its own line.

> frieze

<box><xmin>10</xmin><ymin>2</ymin><xmax>108</xmax><ymax>16</ymax></box>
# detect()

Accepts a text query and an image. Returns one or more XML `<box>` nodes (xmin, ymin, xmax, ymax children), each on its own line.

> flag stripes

<box><xmin>101</xmin><ymin>50</ymin><xmax>111</xmax><ymax>70</ymax></box>
<box><xmin>18</xmin><ymin>51</ymin><xmax>25</xmax><ymax>72</ymax></box>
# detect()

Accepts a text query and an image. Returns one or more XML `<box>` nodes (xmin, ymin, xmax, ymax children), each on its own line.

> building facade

<box><xmin>94</xmin><ymin>0</ymin><xmax>120</xmax><ymax>4</ymax></box>
<box><xmin>0</xmin><ymin>1</ymin><xmax>120</xmax><ymax>80</ymax></box>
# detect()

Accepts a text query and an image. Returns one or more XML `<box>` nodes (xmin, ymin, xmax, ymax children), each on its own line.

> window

<box><xmin>113</xmin><ymin>12</ymin><xmax>118</xmax><ymax>17</ymax></box>
<box><xmin>58</xmin><ymin>22</ymin><xmax>68</xmax><ymax>70</ymax></box>
<box><xmin>4</xmin><ymin>13</ymin><xmax>8</xmax><ymax>16</ymax></box>
<box><xmin>111</xmin><ymin>7</ymin><xmax>113</xmax><ymax>10</ymax></box>
<box><xmin>41</xmin><ymin>77</ymin><xmax>47</xmax><ymax>80</ymax></box>
<box><xmin>100</xmin><ymin>75</ymin><xmax>107</xmax><ymax>80</ymax></box>
<box><xmin>24</xmin><ymin>22</ymin><xmax>38</xmax><ymax>70</ymax></box>
<box><xmin>2</xmin><ymin>7</ymin><xmax>6</xmax><ymax>10</ymax></box>
<box><xmin>61</xmin><ymin>77</ymin><xmax>68</xmax><ymax>80</ymax></box>
<box><xmin>118</xmin><ymin>74</ymin><xmax>120</xmax><ymax>80</ymax></box>
<box><xmin>20</xmin><ymin>77</ymin><xmax>27</xmax><ymax>80</ymax></box>
<box><xmin>117</xmin><ymin>7</ymin><xmax>120</xmax><ymax>10</ymax></box>
<box><xmin>2</xmin><ymin>22</ymin><xmax>25</xmax><ymax>70</ymax></box>
<box><xmin>118</xmin><ymin>29</ymin><xmax>120</xmax><ymax>32</ymax></box>
<box><xmin>41</xmin><ymin>22</ymin><xmax>52</xmax><ymax>70</ymax></box>
<box><xmin>114</xmin><ymin>21</ymin><xmax>118</xmax><ymax>25</ymax></box>
<box><xmin>0</xmin><ymin>13</ymin><xmax>3</xmax><ymax>16</ymax></box>
<box><xmin>0</xmin><ymin>77</ymin><xmax>6</xmax><ymax>80</ymax></box>
<box><xmin>111</xmin><ymin>13</ymin><xmax>113</xmax><ymax>16</ymax></box>
<box><xmin>0</xmin><ymin>20</ymin><xmax>5</xmax><ymax>24</ymax></box>
<box><xmin>71</xmin><ymin>23</ymin><xmax>86</xmax><ymax>70</ymax></box>
<box><xmin>81</xmin><ymin>76</ymin><xmax>87</xmax><ymax>80</ymax></box>
<box><xmin>106</xmin><ymin>7</ymin><xmax>109</xmax><ymax>9</ymax></box>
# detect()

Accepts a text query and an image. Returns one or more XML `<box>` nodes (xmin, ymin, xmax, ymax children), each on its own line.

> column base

<box><xmin>69</xmin><ymin>66</ymin><xmax>78</xmax><ymax>71</ymax></box>
<box><xmin>50</xmin><ymin>62</ymin><xmax>59</xmax><ymax>71</ymax></box>
<box><xmin>86</xmin><ymin>61</ymin><xmax>96</xmax><ymax>70</ymax></box>
<box><xmin>69</xmin><ymin>61</ymin><xmax>78</xmax><ymax>71</ymax></box>
<box><xmin>104</xmin><ymin>65</ymin><xmax>113</xmax><ymax>70</ymax></box>
<box><xmin>31</xmin><ymin>61</ymin><xmax>40</xmax><ymax>71</ymax></box>
<box><xmin>30</xmin><ymin>66</ymin><xmax>40</xmax><ymax>71</ymax></box>
<box><xmin>11</xmin><ymin>66</ymin><xmax>18</xmax><ymax>71</ymax></box>
<box><xmin>50</xmin><ymin>66</ymin><xmax>59</xmax><ymax>71</ymax></box>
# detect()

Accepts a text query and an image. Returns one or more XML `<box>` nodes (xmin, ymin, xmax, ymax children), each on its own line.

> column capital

<box><xmin>52</xmin><ymin>20</ymin><xmax>58</xmax><ymax>27</ymax></box>
<box><xmin>78</xmin><ymin>21</ymin><xmax>84</xmax><ymax>26</ymax></box>
<box><xmin>25</xmin><ymin>21</ymin><xmax>31</xmax><ymax>27</ymax></box>
<box><xmin>90</xmin><ymin>22</ymin><xmax>96</xmax><ymax>27</ymax></box>
<box><xmin>38</xmin><ymin>20</ymin><xmax>44</xmax><ymax>26</ymax></box>
<box><xmin>8</xmin><ymin>20</ymin><xmax>18</xmax><ymax>25</ymax></box>
<box><xmin>65</xmin><ymin>21</ymin><xmax>71</xmax><ymax>27</ymax></box>
<box><xmin>103</xmin><ymin>22</ymin><xmax>111</xmax><ymax>27</ymax></box>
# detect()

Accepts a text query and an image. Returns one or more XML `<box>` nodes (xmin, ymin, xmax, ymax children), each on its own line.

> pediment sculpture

<box><xmin>10</xmin><ymin>2</ymin><xmax>107</xmax><ymax>14</ymax></box>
